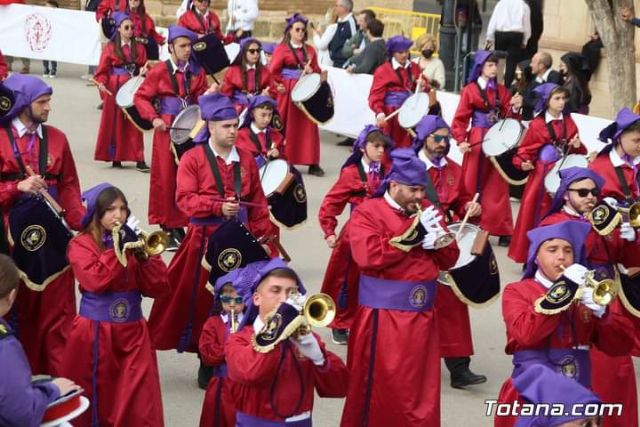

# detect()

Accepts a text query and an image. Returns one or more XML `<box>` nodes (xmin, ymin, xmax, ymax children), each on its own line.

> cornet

<box><xmin>112</xmin><ymin>221</ymin><xmax>169</xmax><ymax>258</ymax></box>
<box><xmin>583</xmin><ymin>270</ymin><xmax>619</xmax><ymax>306</ymax></box>
<box><xmin>617</xmin><ymin>202</ymin><xmax>640</xmax><ymax>229</ymax></box>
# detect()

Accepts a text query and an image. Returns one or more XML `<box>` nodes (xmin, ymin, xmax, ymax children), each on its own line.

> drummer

<box><xmin>262</xmin><ymin>42</ymin><xmax>275</xmax><ymax>67</ymax></box>
<box><xmin>412</xmin><ymin>115</ymin><xmax>486</xmax><ymax>388</ymax></box>
<box><xmin>508</xmin><ymin>83</ymin><xmax>585</xmax><ymax>263</ymax></box>
<box><xmin>319</xmin><ymin>125</ymin><xmax>390</xmax><ymax>345</ymax></box>
<box><xmin>94</xmin><ymin>12</ymin><xmax>150</xmax><ymax>171</ymax></box>
<box><xmin>235</xmin><ymin>94</ymin><xmax>286</xmax><ymax>163</ymax></box>
<box><xmin>451</xmin><ymin>51</ymin><xmax>523</xmax><ymax>247</ymax></box>
<box><xmin>134</xmin><ymin>25</ymin><xmax>210</xmax><ymax>250</ymax></box>
<box><xmin>369</xmin><ymin>35</ymin><xmax>438</xmax><ymax>149</ymax></box>
<box><xmin>177</xmin><ymin>0</ymin><xmax>226</xmax><ymax>41</ymax></box>
<box><xmin>221</xmin><ymin>38</ymin><xmax>277</xmax><ymax>114</ymax></box>
<box><xmin>269</xmin><ymin>12</ymin><xmax>326</xmax><ymax>177</ymax></box>
<box><xmin>126</xmin><ymin>0</ymin><xmax>166</xmax><ymax>60</ymax></box>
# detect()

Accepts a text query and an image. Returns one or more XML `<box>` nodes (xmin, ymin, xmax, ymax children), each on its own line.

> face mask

<box><xmin>421</xmin><ymin>49</ymin><xmax>433</xmax><ymax>59</ymax></box>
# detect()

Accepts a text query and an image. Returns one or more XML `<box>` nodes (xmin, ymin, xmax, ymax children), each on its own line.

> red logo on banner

<box><xmin>24</xmin><ymin>13</ymin><xmax>52</xmax><ymax>52</ymax></box>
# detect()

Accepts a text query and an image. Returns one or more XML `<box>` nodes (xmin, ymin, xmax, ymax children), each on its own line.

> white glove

<box><xmin>422</xmin><ymin>232</ymin><xmax>438</xmax><ymax>250</ymax></box>
<box><xmin>292</xmin><ymin>333</ymin><xmax>325</xmax><ymax>365</ymax></box>
<box><xmin>620</xmin><ymin>222</ymin><xmax>636</xmax><ymax>242</ymax></box>
<box><xmin>563</xmin><ymin>263</ymin><xmax>589</xmax><ymax>285</ymax></box>
<box><xmin>126</xmin><ymin>215</ymin><xmax>141</xmax><ymax>234</ymax></box>
<box><xmin>603</xmin><ymin>197</ymin><xmax>619</xmax><ymax>208</ymax></box>
<box><xmin>419</xmin><ymin>205</ymin><xmax>443</xmax><ymax>231</ymax></box>
<box><xmin>580</xmin><ymin>286</ymin><xmax>606</xmax><ymax>318</ymax></box>
<box><xmin>285</xmin><ymin>293</ymin><xmax>305</xmax><ymax>312</ymax></box>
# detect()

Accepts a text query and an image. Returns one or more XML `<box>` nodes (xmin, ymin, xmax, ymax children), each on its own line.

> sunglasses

<box><xmin>121</xmin><ymin>25</ymin><xmax>132</xmax><ymax>30</ymax></box>
<box><xmin>567</xmin><ymin>188</ymin><xmax>600</xmax><ymax>197</ymax></box>
<box><xmin>430</xmin><ymin>134</ymin><xmax>450</xmax><ymax>144</ymax></box>
<box><xmin>247</xmin><ymin>48</ymin><xmax>261</xmax><ymax>54</ymax></box>
<box><xmin>293</xmin><ymin>27</ymin><xmax>306</xmax><ymax>33</ymax></box>
<box><xmin>220</xmin><ymin>295</ymin><xmax>243</xmax><ymax>304</ymax></box>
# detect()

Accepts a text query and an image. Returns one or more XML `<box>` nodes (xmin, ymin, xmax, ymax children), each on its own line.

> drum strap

<box><xmin>474</xmin><ymin>81</ymin><xmax>500</xmax><ymax>113</ymax></box>
<box><xmin>286</xmin><ymin>42</ymin><xmax>308</xmax><ymax>69</ymax></box>
<box><xmin>248</xmin><ymin>129</ymin><xmax>270</xmax><ymax>154</ymax></box>
<box><xmin>242</xmin><ymin>66</ymin><xmax>261</xmax><ymax>94</ymax></box>
<box><xmin>393</xmin><ymin>65</ymin><xmax>414</xmax><ymax>91</ymax></box>
<box><xmin>165</xmin><ymin>60</ymin><xmax>191</xmax><ymax>103</ymax></box>
<box><xmin>614</xmin><ymin>166</ymin><xmax>636</xmax><ymax>204</ymax></box>
<box><xmin>355</xmin><ymin>162</ymin><xmax>387</xmax><ymax>198</ymax></box>
<box><xmin>203</xmin><ymin>144</ymin><xmax>242</xmax><ymax>199</ymax></box>
<box><xmin>544</xmin><ymin>119</ymin><xmax>567</xmax><ymax>149</ymax></box>
<box><xmin>3</xmin><ymin>125</ymin><xmax>49</xmax><ymax>180</ymax></box>
<box><xmin>423</xmin><ymin>171</ymin><xmax>441</xmax><ymax>209</ymax></box>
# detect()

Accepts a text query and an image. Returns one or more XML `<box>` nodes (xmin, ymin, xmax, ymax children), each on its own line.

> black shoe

<box><xmin>498</xmin><ymin>236</ymin><xmax>511</xmax><ymax>247</ymax></box>
<box><xmin>136</xmin><ymin>161</ymin><xmax>150</xmax><ymax>172</ymax></box>
<box><xmin>450</xmin><ymin>367</ymin><xmax>488</xmax><ymax>389</ymax></box>
<box><xmin>336</xmin><ymin>137</ymin><xmax>355</xmax><ymax>147</ymax></box>
<box><xmin>165</xmin><ymin>232</ymin><xmax>180</xmax><ymax>252</ymax></box>
<box><xmin>173</xmin><ymin>227</ymin><xmax>186</xmax><ymax>241</ymax></box>
<box><xmin>197</xmin><ymin>363</ymin><xmax>213</xmax><ymax>390</ymax></box>
<box><xmin>308</xmin><ymin>165</ymin><xmax>325</xmax><ymax>177</ymax></box>
<box><xmin>331</xmin><ymin>328</ymin><xmax>349</xmax><ymax>345</ymax></box>
<box><xmin>97</xmin><ymin>102</ymin><xmax>103</xmax><ymax>110</ymax></box>
<box><xmin>112</xmin><ymin>161</ymin><xmax>123</xmax><ymax>169</ymax></box>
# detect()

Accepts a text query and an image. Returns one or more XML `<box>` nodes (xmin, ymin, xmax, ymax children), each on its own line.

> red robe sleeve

<box><xmin>199</xmin><ymin>316</ymin><xmax>227</xmax><ymax>367</ymax></box>
<box><xmin>368</xmin><ymin>63</ymin><xmax>391</xmax><ymax>116</ymax></box>
<box><xmin>176</xmin><ymin>150</ymin><xmax>223</xmax><ymax>217</ymax></box>
<box><xmin>95</xmin><ymin>0</ymin><xmax>114</xmax><ymax>21</ymax></box>
<box><xmin>191</xmin><ymin>70</ymin><xmax>210</xmax><ymax>97</ymax></box>
<box><xmin>226</xmin><ymin>327</ymin><xmax>284</xmax><ymax>385</ymax></box>
<box><xmin>268</xmin><ymin>45</ymin><xmax>287</xmax><ymax>87</ymax></box>
<box><xmin>591</xmin><ymin>300</ymin><xmax>635</xmax><ymax>356</ymax></box>
<box><xmin>67</xmin><ymin>236</ymin><xmax>127</xmax><ymax>293</ymax></box>
<box><xmin>134</xmin><ymin>255</ymin><xmax>171</xmax><ymax>298</ymax></box>
<box><xmin>451</xmin><ymin>84</ymin><xmax>474</xmax><ymax>143</ymax></box>
<box><xmin>144</xmin><ymin>14</ymin><xmax>165</xmax><ymax>44</ymax></box>
<box><xmin>221</xmin><ymin>66</ymin><xmax>240</xmax><ymax>97</ymax></box>
<box><xmin>243</xmin><ymin>154</ymin><xmax>273</xmax><ymax>239</ymax></box>
<box><xmin>133</xmin><ymin>64</ymin><xmax>162</xmax><ymax>122</ymax></box>
<box><xmin>318</xmin><ymin>166</ymin><xmax>361</xmax><ymax>238</ymax></box>
<box><xmin>94</xmin><ymin>43</ymin><xmax>115</xmax><ymax>87</ymax></box>
<box><xmin>56</xmin><ymin>133</ymin><xmax>85</xmax><ymax>231</ymax></box>
<box><xmin>310</xmin><ymin>336</ymin><xmax>348</xmax><ymax>398</ymax></box>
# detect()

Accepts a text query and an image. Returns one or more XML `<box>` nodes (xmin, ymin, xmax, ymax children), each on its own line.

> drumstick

<box><xmin>456</xmin><ymin>193</ymin><xmax>479</xmax><ymax>240</ymax></box>
<box><xmin>90</xmin><ymin>78</ymin><xmax>113</xmax><ymax>96</ymax></box>
<box><xmin>212</xmin><ymin>198</ymin><xmax>263</xmax><ymax>208</ymax></box>
<box><xmin>383</xmin><ymin>107</ymin><xmax>403</xmax><ymax>122</ymax></box>
<box><xmin>25</xmin><ymin>165</ymin><xmax>66</xmax><ymax>215</ymax></box>
<box><xmin>167</xmin><ymin>126</ymin><xmax>194</xmax><ymax>131</ymax></box>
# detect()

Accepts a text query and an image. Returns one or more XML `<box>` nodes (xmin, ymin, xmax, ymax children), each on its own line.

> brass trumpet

<box><xmin>229</xmin><ymin>310</ymin><xmax>239</xmax><ymax>334</ymax></box>
<box><xmin>303</xmin><ymin>293</ymin><xmax>336</xmax><ymax>328</ymax></box>
<box><xmin>583</xmin><ymin>270</ymin><xmax>619</xmax><ymax>306</ymax></box>
<box><xmin>618</xmin><ymin>202</ymin><xmax>640</xmax><ymax>228</ymax></box>
<box><xmin>138</xmin><ymin>229</ymin><xmax>169</xmax><ymax>256</ymax></box>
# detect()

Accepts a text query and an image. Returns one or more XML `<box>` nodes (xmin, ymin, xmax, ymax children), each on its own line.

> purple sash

<box><xmin>213</xmin><ymin>363</ymin><xmax>228</xmax><ymax>378</ymax></box>
<box><xmin>159</xmin><ymin>96</ymin><xmax>183</xmax><ymax>115</ymax></box>
<box><xmin>111</xmin><ymin>67</ymin><xmax>130</xmax><ymax>76</ymax></box>
<box><xmin>471</xmin><ymin>111</ymin><xmax>493</xmax><ymax>129</ymax></box>
<box><xmin>189</xmin><ymin>216</ymin><xmax>225</xmax><ymax>226</ymax></box>
<box><xmin>236</xmin><ymin>412</ymin><xmax>312</xmax><ymax>427</ymax></box>
<box><xmin>358</xmin><ymin>275</ymin><xmax>436</xmax><ymax>312</ymax></box>
<box><xmin>538</xmin><ymin>144</ymin><xmax>561</xmax><ymax>164</ymax></box>
<box><xmin>280</xmin><ymin>68</ymin><xmax>301</xmax><ymax>80</ymax></box>
<box><xmin>79</xmin><ymin>290</ymin><xmax>143</xmax><ymax>323</ymax></box>
<box><xmin>512</xmin><ymin>348</ymin><xmax>591</xmax><ymax>388</ymax></box>
<box><xmin>383</xmin><ymin>90</ymin><xmax>410</xmax><ymax>108</ymax></box>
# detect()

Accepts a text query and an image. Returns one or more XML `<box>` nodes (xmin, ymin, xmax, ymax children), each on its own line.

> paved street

<box><xmin>29</xmin><ymin>62</ymin><xmax>640</xmax><ymax>426</ymax></box>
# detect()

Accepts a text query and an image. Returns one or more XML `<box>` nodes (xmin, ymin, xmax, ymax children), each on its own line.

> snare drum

<box><xmin>115</xmin><ymin>76</ymin><xmax>153</xmax><ymax>132</ymax></box>
<box><xmin>291</xmin><ymin>73</ymin><xmax>334</xmax><ymax>124</ymax></box>
<box><xmin>259</xmin><ymin>159</ymin><xmax>291</xmax><ymax>197</ymax></box>
<box><xmin>482</xmin><ymin>119</ymin><xmax>529</xmax><ymax>186</ymax></box>
<box><xmin>268</xmin><ymin>166</ymin><xmax>307</xmax><ymax>229</ymax></box>
<box><xmin>40</xmin><ymin>389</ymin><xmax>89</xmax><ymax>427</ymax></box>
<box><xmin>397</xmin><ymin>93</ymin><xmax>430</xmax><ymax>130</ymax></box>
<box><xmin>437</xmin><ymin>223</ymin><xmax>500</xmax><ymax>306</ymax></box>
<box><xmin>544</xmin><ymin>154</ymin><xmax>589</xmax><ymax>195</ymax></box>
<box><xmin>170</xmin><ymin>105</ymin><xmax>202</xmax><ymax>162</ymax></box>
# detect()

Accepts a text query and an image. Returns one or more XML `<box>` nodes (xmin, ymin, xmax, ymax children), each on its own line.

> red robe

<box><xmin>221</xmin><ymin>65</ymin><xmax>275</xmax><ymax>113</ymax></box>
<box><xmin>0</xmin><ymin>123</ymin><xmax>84</xmax><ymax>376</ymax></box>
<box><xmin>199</xmin><ymin>315</ymin><xmax>236</xmax><ymax>427</ymax></box>
<box><xmin>178</xmin><ymin>9</ymin><xmax>224</xmax><ymax>40</ymax></box>
<box><xmin>62</xmin><ymin>234</ymin><xmax>168</xmax><ymax>427</ymax></box>
<box><xmin>148</xmin><ymin>145</ymin><xmax>273</xmax><ymax>352</ymax></box>
<box><xmin>451</xmin><ymin>80</ymin><xmax>519</xmax><ymax>236</ymax></box>
<box><xmin>369</xmin><ymin>61</ymin><xmax>429</xmax><ymax>148</ymax></box>
<box><xmin>134</xmin><ymin>60</ymin><xmax>208</xmax><ymax>228</ymax></box>
<box><xmin>0</xmin><ymin>50</ymin><xmax>8</xmax><ymax>80</ymax></box>
<box><xmin>341</xmin><ymin>197</ymin><xmax>459</xmax><ymax>426</ymax></box>
<box><xmin>508</xmin><ymin>114</ymin><xmax>583</xmax><ymax>263</ymax></box>
<box><xmin>93</xmin><ymin>42</ymin><xmax>147</xmax><ymax>162</ymax></box>
<box><xmin>495</xmin><ymin>278</ymin><xmax>634</xmax><ymax>427</ymax></box>
<box><xmin>235</xmin><ymin>127</ymin><xmax>286</xmax><ymax>159</ymax></box>
<box><xmin>318</xmin><ymin>161</ymin><xmax>386</xmax><ymax>330</ymax></box>
<box><xmin>589</xmin><ymin>150</ymin><xmax>640</xmax><ymax>202</ymax></box>
<box><xmin>269</xmin><ymin>43</ymin><xmax>321</xmax><ymax>166</ymax></box>
<box><xmin>129</xmin><ymin>10</ymin><xmax>165</xmax><ymax>44</ymax></box>
<box><xmin>95</xmin><ymin>0</ymin><xmax>126</xmax><ymax>20</ymax></box>
<box><xmin>226</xmin><ymin>326</ymin><xmax>348</xmax><ymax>422</ymax></box>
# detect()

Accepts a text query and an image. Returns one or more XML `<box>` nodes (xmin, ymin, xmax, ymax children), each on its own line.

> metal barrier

<box><xmin>369</xmin><ymin>6</ymin><xmax>440</xmax><ymax>49</ymax></box>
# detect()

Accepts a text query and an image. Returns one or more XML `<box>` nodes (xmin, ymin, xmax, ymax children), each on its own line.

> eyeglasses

<box><xmin>122</xmin><ymin>25</ymin><xmax>132</xmax><ymax>30</ymax></box>
<box><xmin>247</xmin><ymin>48</ymin><xmax>261</xmax><ymax>54</ymax></box>
<box><xmin>567</xmin><ymin>188</ymin><xmax>600</xmax><ymax>197</ymax></box>
<box><xmin>430</xmin><ymin>134</ymin><xmax>450</xmax><ymax>144</ymax></box>
<box><xmin>293</xmin><ymin>27</ymin><xmax>306</xmax><ymax>33</ymax></box>
<box><xmin>220</xmin><ymin>295</ymin><xmax>243</xmax><ymax>304</ymax></box>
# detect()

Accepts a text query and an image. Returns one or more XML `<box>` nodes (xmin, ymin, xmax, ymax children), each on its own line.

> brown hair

<box><xmin>84</xmin><ymin>187</ymin><xmax>130</xmax><ymax>250</ymax></box>
<box><xmin>0</xmin><ymin>254</ymin><xmax>19</xmax><ymax>299</ymax></box>
<box><xmin>113</xmin><ymin>21</ymin><xmax>139</xmax><ymax>65</ymax></box>
<box><xmin>259</xmin><ymin>268</ymin><xmax>299</xmax><ymax>289</ymax></box>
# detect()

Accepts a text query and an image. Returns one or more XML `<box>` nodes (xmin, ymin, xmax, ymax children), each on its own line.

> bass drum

<box><xmin>268</xmin><ymin>166</ymin><xmax>307</xmax><ymax>229</ymax></box>
<box><xmin>115</xmin><ymin>76</ymin><xmax>153</xmax><ymax>131</ymax></box>
<box><xmin>482</xmin><ymin>119</ymin><xmax>528</xmax><ymax>186</ymax></box>
<box><xmin>259</xmin><ymin>159</ymin><xmax>292</xmax><ymax>197</ymax></box>
<box><xmin>544</xmin><ymin>154</ymin><xmax>589</xmax><ymax>195</ymax></box>
<box><xmin>291</xmin><ymin>73</ymin><xmax>334</xmax><ymax>124</ymax></box>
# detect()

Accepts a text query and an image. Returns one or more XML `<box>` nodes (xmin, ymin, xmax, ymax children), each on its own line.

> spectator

<box><xmin>311</xmin><ymin>7</ymin><xmax>339</xmax><ymax>67</ymax></box>
<box><xmin>328</xmin><ymin>0</ymin><xmax>357</xmax><ymax>68</ymax></box>
<box><xmin>346</xmin><ymin>18</ymin><xmax>386</xmax><ymax>75</ymax></box>
<box><xmin>42</xmin><ymin>0</ymin><xmax>59</xmax><ymax>79</ymax></box>
<box><xmin>522</xmin><ymin>51</ymin><xmax>561</xmax><ymax>119</ymax></box>
<box><xmin>225</xmin><ymin>0</ymin><xmax>259</xmax><ymax>41</ymax></box>
<box><xmin>524</xmin><ymin>0</ymin><xmax>543</xmax><ymax>58</ymax></box>
<box><xmin>342</xmin><ymin>9</ymin><xmax>376</xmax><ymax>66</ymax></box>
<box><xmin>126</xmin><ymin>0</ymin><xmax>165</xmax><ymax>60</ymax></box>
<box><xmin>511</xmin><ymin>59</ymin><xmax>534</xmax><ymax>120</ymax></box>
<box><xmin>413</xmin><ymin>33</ymin><xmax>446</xmax><ymax>89</ymax></box>
<box><xmin>454</xmin><ymin>0</ymin><xmax>483</xmax><ymax>53</ymax></box>
<box><xmin>485</xmin><ymin>0</ymin><xmax>531</xmax><ymax>86</ymax></box>
<box><xmin>581</xmin><ymin>32</ymin><xmax>603</xmax><ymax>78</ymax></box>
<box><xmin>560</xmin><ymin>52</ymin><xmax>592</xmax><ymax>114</ymax></box>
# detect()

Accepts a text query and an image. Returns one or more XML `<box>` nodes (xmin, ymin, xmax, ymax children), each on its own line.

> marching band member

<box><xmin>226</xmin><ymin>258</ymin><xmax>348</xmax><ymax>425</ymax></box>
<box><xmin>539</xmin><ymin>167</ymin><xmax>640</xmax><ymax>427</ymax></box>
<box><xmin>318</xmin><ymin>125</ymin><xmax>389</xmax><ymax>345</ymax></box>
<box><xmin>177</xmin><ymin>0</ymin><xmax>225</xmax><ymax>40</ymax></box>
<box><xmin>369</xmin><ymin>35</ymin><xmax>437</xmax><ymax>149</ymax></box>
<box><xmin>412</xmin><ymin>115</ymin><xmax>487</xmax><ymax>388</ymax></box>
<box><xmin>126</xmin><ymin>0</ymin><xmax>166</xmax><ymax>59</ymax></box>
<box><xmin>0</xmin><ymin>254</ymin><xmax>81</xmax><ymax>427</ymax></box>
<box><xmin>262</xmin><ymin>42</ymin><xmax>275</xmax><ymax>67</ymax></box>
<box><xmin>270</xmin><ymin>12</ymin><xmax>325</xmax><ymax>177</ymax></box>
<box><xmin>495</xmin><ymin>221</ymin><xmax>634</xmax><ymax>427</ymax></box>
<box><xmin>341</xmin><ymin>149</ymin><xmax>460</xmax><ymax>426</ymax></box>
<box><xmin>93</xmin><ymin>12</ymin><xmax>149</xmax><ymax>171</ymax></box>
<box><xmin>509</xmin><ymin>83</ymin><xmax>585</xmax><ymax>263</ymax></box>
<box><xmin>134</xmin><ymin>25</ymin><xmax>209</xmax><ymax>250</ymax></box>
<box><xmin>96</xmin><ymin>0</ymin><xmax>126</xmax><ymax>21</ymax></box>
<box><xmin>235</xmin><ymin>95</ymin><xmax>286</xmax><ymax>161</ymax></box>
<box><xmin>62</xmin><ymin>183</ymin><xmax>168</xmax><ymax>427</ymax></box>
<box><xmin>147</xmin><ymin>93</ymin><xmax>274</xmax><ymax>386</ymax></box>
<box><xmin>199</xmin><ymin>269</ymin><xmax>247</xmax><ymax>427</ymax></box>
<box><xmin>221</xmin><ymin>38</ymin><xmax>276</xmax><ymax>114</ymax></box>
<box><xmin>0</xmin><ymin>74</ymin><xmax>85</xmax><ymax>376</ymax></box>
<box><xmin>451</xmin><ymin>50</ymin><xmax>523</xmax><ymax>247</ymax></box>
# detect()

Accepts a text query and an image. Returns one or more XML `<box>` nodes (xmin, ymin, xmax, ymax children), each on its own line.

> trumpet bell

<box><xmin>143</xmin><ymin>230</ymin><xmax>169</xmax><ymax>256</ymax></box>
<box><xmin>585</xmin><ymin>272</ymin><xmax>619</xmax><ymax>306</ymax></box>
<box><xmin>629</xmin><ymin>203</ymin><xmax>640</xmax><ymax>228</ymax></box>
<box><xmin>303</xmin><ymin>293</ymin><xmax>336</xmax><ymax>328</ymax></box>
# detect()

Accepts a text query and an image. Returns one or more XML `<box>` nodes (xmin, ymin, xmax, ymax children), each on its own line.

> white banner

<box><xmin>0</xmin><ymin>4</ymin><xmax>102</xmax><ymax>65</ymax></box>
<box><xmin>318</xmin><ymin>66</ymin><xmax>612</xmax><ymax>165</ymax></box>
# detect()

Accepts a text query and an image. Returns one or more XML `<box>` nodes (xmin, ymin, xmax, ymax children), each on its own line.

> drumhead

<box><xmin>482</xmin><ymin>119</ymin><xmax>524</xmax><ymax>157</ymax></box>
<box><xmin>291</xmin><ymin>73</ymin><xmax>321</xmax><ymax>103</ymax></box>
<box><xmin>544</xmin><ymin>154</ymin><xmax>589</xmax><ymax>194</ymax></box>
<box><xmin>397</xmin><ymin>93</ymin><xmax>430</xmax><ymax>129</ymax></box>
<box><xmin>225</xmin><ymin>43</ymin><xmax>240</xmax><ymax>64</ymax></box>
<box><xmin>115</xmin><ymin>76</ymin><xmax>144</xmax><ymax>108</ymax></box>
<box><xmin>259</xmin><ymin>159</ymin><xmax>290</xmax><ymax>196</ymax></box>
<box><xmin>41</xmin><ymin>396</ymin><xmax>90</xmax><ymax>427</ymax></box>
<box><xmin>447</xmin><ymin>223</ymin><xmax>480</xmax><ymax>270</ymax></box>
<box><xmin>170</xmin><ymin>105</ymin><xmax>201</xmax><ymax>144</ymax></box>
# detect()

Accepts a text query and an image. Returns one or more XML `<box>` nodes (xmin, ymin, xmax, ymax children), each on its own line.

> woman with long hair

<box><xmin>178</xmin><ymin>0</ymin><xmax>225</xmax><ymax>40</ymax></box>
<box><xmin>61</xmin><ymin>183</ymin><xmax>169</xmax><ymax>427</ymax></box>
<box><xmin>125</xmin><ymin>0</ymin><xmax>165</xmax><ymax>60</ymax></box>
<box><xmin>270</xmin><ymin>13</ymin><xmax>325</xmax><ymax>176</ymax></box>
<box><xmin>94</xmin><ymin>12</ymin><xmax>149</xmax><ymax>171</ymax></box>
<box><xmin>560</xmin><ymin>52</ymin><xmax>592</xmax><ymax>115</ymax></box>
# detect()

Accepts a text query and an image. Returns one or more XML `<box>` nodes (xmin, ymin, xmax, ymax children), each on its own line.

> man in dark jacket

<box><xmin>346</xmin><ymin>19</ymin><xmax>386</xmax><ymax>75</ymax></box>
<box><xmin>328</xmin><ymin>0</ymin><xmax>357</xmax><ymax>68</ymax></box>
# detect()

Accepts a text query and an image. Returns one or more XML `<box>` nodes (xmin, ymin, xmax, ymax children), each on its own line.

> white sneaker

<box><xmin>43</xmin><ymin>73</ymin><xmax>48</xmax><ymax>78</ymax></box>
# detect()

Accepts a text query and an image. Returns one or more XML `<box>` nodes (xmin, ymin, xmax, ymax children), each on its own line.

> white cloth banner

<box><xmin>0</xmin><ymin>4</ymin><xmax>101</xmax><ymax>66</ymax></box>
<box><xmin>318</xmin><ymin>66</ymin><xmax>612</xmax><ymax>165</ymax></box>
